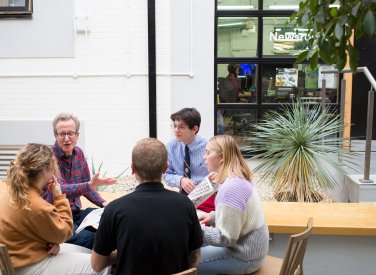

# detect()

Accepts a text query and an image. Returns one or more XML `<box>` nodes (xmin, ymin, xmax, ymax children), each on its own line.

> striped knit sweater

<box><xmin>201</xmin><ymin>176</ymin><xmax>269</xmax><ymax>261</ymax></box>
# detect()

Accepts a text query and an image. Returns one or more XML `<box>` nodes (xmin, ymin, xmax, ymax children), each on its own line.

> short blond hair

<box><xmin>53</xmin><ymin>113</ymin><xmax>80</xmax><ymax>133</ymax></box>
<box><xmin>207</xmin><ymin>135</ymin><xmax>253</xmax><ymax>183</ymax></box>
<box><xmin>132</xmin><ymin>138</ymin><xmax>168</xmax><ymax>181</ymax></box>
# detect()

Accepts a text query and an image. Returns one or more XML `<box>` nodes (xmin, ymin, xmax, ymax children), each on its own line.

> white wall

<box><xmin>0</xmin><ymin>0</ymin><xmax>149</xmax><ymax>175</ymax></box>
<box><xmin>0</xmin><ymin>0</ymin><xmax>75</xmax><ymax>58</ymax></box>
<box><xmin>0</xmin><ymin>0</ymin><xmax>215</xmax><ymax>175</ymax></box>
<box><xmin>170</xmin><ymin>0</ymin><xmax>215</xmax><ymax>140</ymax></box>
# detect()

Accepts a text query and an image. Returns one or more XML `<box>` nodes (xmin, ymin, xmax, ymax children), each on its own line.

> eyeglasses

<box><xmin>55</xmin><ymin>132</ymin><xmax>78</xmax><ymax>139</ymax></box>
<box><xmin>171</xmin><ymin>124</ymin><xmax>189</xmax><ymax>131</ymax></box>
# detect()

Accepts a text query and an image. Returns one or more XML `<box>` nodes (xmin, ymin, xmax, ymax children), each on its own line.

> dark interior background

<box><xmin>352</xmin><ymin>35</ymin><xmax>376</xmax><ymax>139</ymax></box>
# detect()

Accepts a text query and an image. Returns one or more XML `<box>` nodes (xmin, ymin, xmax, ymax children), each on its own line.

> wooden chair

<box><xmin>252</xmin><ymin>218</ymin><xmax>313</xmax><ymax>275</ymax></box>
<box><xmin>173</xmin><ymin>267</ymin><xmax>197</xmax><ymax>275</ymax></box>
<box><xmin>219</xmin><ymin>218</ymin><xmax>313</xmax><ymax>275</ymax></box>
<box><xmin>0</xmin><ymin>243</ymin><xmax>15</xmax><ymax>275</ymax></box>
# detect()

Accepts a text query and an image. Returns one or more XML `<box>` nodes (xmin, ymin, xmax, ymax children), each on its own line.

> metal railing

<box><xmin>322</xmin><ymin>67</ymin><xmax>375</xmax><ymax>183</ymax></box>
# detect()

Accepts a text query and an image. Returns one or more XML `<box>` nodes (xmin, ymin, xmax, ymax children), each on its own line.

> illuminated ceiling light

<box><xmin>269</xmin><ymin>4</ymin><xmax>340</xmax><ymax>10</ymax></box>
<box><xmin>268</xmin><ymin>5</ymin><xmax>299</xmax><ymax>10</ymax></box>
<box><xmin>218</xmin><ymin>22</ymin><xmax>245</xmax><ymax>27</ymax></box>
<box><xmin>218</xmin><ymin>5</ymin><xmax>254</xmax><ymax>10</ymax></box>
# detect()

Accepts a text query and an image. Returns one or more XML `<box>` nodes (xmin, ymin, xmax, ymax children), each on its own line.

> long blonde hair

<box><xmin>6</xmin><ymin>143</ymin><xmax>57</xmax><ymax>210</ymax></box>
<box><xmin>208</xmin><ymin>135</ymin><xmax>253</xmax><ymax>183</ymax></box>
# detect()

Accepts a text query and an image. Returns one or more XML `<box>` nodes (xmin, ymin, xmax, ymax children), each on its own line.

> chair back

<box><xmin>173</xmin><ymin>267</ymin><xmax>197</xmax><ymax>275</ymax></box>
<box><xmin>279</xmin><ymin>218</ymin><xmax>313</xmax><ymax>275</ymax></box>
<box><xmin>0</xmin><ymin>244</ymin><xmax>15</xmax><ymax>275</ymax></box>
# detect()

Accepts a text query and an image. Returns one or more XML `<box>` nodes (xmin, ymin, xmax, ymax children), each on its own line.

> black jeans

<box><xmin>65</xmin><ymin>207</ymin><xmax>96</xmax><ymax>249</ymax></box>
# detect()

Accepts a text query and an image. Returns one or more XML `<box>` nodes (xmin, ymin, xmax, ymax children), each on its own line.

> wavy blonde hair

<box><xmin>208</xmin><ymin>135</ymin><xmax>253</xmax><ymax>184</ymax></box>
<box><xmin>6</xmin><ymin>143</ymin><xmax>57</xmax><ymax>210</ymax></box>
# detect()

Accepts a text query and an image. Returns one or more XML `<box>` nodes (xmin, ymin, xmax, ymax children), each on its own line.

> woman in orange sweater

<box><xmin>0</xmin><ymin>143</ymin><xmax>107</xmax><ymax>275</ymax></box>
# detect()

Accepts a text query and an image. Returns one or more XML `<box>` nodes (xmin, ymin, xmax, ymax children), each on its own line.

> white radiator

<box><xmin>0</xmin><ymin>145</ymin><xmax>22</xmax><ymax>179</ymax></box>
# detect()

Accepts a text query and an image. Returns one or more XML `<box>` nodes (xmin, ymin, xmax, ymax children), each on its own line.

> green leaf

<box><xmin>316</xmin><ymin>8</ymin><xmax>325</xmax><ymax>24</ymax></box>
<box><xmin>338</xmin><ymin>15</ymin><xmax>348</xmax><ymax>26</ymax></box>
<box><xmin>115</xmin><ymin>167</ymin><xmax>129</xmax><ymax>179</ymax></box>
<box><xmin>91</xmin><ymin>157</ymin><xmax>95</xmax><ymax>175</ymax></box>
<box><xmin>290</xmin><ymin>12</ymin><xmax>297</xmax><ymax>22</ymax></box>
<box><xmin>296</xmin><ymin>50</ymin><xmax>309</xmax><ymax>63</ymax></box>
<box><xmin>310</xmin><ymin>51</ymin><xmax>319</xmax><ymax>69</ymax></box>
<box><xmin>336</xmin><ymin>53</ymin><xmax>347</xmax><ymax>71</ymax></box>
<box><xmin>351</xmin><ymin>2</ymin><xmax>361</xmax><ymax>17</ymax></box>
<box><xmin>330</xmin><ymin>8</ymin><xmax>337</xmax><ymax>17</ymax></box>
<box><xmin>98</xmin><ymin>162</ymin><xmax>103</xmax><ymax>174</ymax></box>
<box><xmin>335</xmin><ymin>22</ymin><xmax>344</xmax><ymax>40</ymax></box>
<box><xmin>347</xmin><ymin>44</ymin><xmax>359</xmax><ymax>73</ymax></box>
<box><xmin>299</xmin><ymin>1</ymin><xmax>305</xmax><ymax>10</ymax></box>
<box><xmin>319</xmin><ymin>50</ymin><xmax>333</xmax><ymax>65</ymax></box>
<box><xmin>363</xmin><ymin>10</ymin><xmax>376</xmax><ymax>34</ymax></box>
<box><xmin>302</xmin><ymin>12</ymin><xmax>310</xmax><ymax>26</ymax></box>
<box><xmin>319</xmin><ymin>46</ymin><xmax>333</xmax><ymax>65</ymax></box>
<box><xmin>310</xmin><ymin>0</ymin><xmax>318</xmax><ymax>11</ymax></box>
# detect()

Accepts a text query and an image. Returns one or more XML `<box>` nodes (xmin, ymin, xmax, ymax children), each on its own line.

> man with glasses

<box><xmin>43</xmin><ymin>113</ymin><xmax>116</xmax><ymax>249</ymax></box>
<box><xmin>163</xmin><ymin>108</ymin><xmax>215</xmax><ymax>213</ymax></box>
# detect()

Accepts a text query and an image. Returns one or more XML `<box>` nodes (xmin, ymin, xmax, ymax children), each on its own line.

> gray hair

<box><xmin>132</xmin><ymin>138</ymin><xmax>167</xmax><ymax>181</ymax></box>
<box><xmin>52</xmin><ymin>113</ymin><xmax>80</xmax><ymax>133</ymax></box>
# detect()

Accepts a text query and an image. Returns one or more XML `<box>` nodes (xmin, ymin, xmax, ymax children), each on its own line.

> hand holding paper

<box><xmin>188</xmin><ymin>177</ymin><xmax>218</xmax><ymax>208</ymax></box>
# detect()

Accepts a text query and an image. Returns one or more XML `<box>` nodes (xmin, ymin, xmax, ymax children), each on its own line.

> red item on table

<box><xmin>196</xmin><ymin>193</ymin><xmax>216</xmax><ymax>213</ymax></box>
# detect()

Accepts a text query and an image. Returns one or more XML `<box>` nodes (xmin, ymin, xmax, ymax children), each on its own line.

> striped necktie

<box><xmin>181</xmin><ymin>145</ymin><xmax>191</xmax><ymax>195</ymax></box>
<box><xmin>184</xmin><ymin>145</ymin><xmax>191</xmax><ymax>179</ymax></box>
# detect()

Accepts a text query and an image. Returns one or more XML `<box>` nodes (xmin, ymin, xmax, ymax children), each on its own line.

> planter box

<box><xmin>346</xmin><ymin>174</ymin><xmax>376</xmax><ymax>203</ymax></box>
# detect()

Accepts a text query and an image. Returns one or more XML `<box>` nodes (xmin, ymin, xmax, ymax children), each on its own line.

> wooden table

<box><xmin>2</xmin><ymin>181</ymin><xmax>376</xmax><ymax>237</ymax></box>
<box><xmin>81</xmin><ymin>191</ymin><xmax>124</xmax><ymax>208</ymax></box>
<box><xmin>263</xmin><ymin>202</ymin><xmax>376</xmax><ymax>236</ymax></box>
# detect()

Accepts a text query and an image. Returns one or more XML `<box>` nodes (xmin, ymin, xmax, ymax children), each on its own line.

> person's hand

<box><xmin>180</xmin><ymin>178</ymin><xmax>196</xmax><ymax>194</ymax></box>
<box><xmin>89</xmin><ymin>173</ymin><xmax>117</xmax><ymax>190</ymax></box>
<box><xmin>208</xmin><ymin>172</ymin><xmax>218</xmax><ymax>182</ymax></box>
<box><xmin>48</xmin><ymin>175</ymin><xmax>62</xmax><ymax>197</ymax></box>
<box><xmin>47</xmin><ymin>243</ymin><xmax>60</xmax><ymax>255</ymax></box>
<box><xmin>102</xmin><ymin>201</ymin><xmax>109</xmax><ymax>207</ymax></box>
<box><xmin>198</xmin><ymin>212</ymin><xmax>212</xmax><ymax>225</ymax></box>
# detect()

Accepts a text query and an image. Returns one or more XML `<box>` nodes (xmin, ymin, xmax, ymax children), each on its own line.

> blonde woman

<box><xmin>198</xmin><ymin>135</ymin><xmax>269</xmax><ymax>275</ymax></box>
<box><xmin>0</xmin><ymin>143</ymin><xmax>107</xmax><ymax>275</ymax></box>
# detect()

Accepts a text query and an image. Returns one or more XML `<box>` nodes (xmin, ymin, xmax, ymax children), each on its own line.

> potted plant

<box><xmin>245</xmin><ymin>100</ymin><xmax>356</xmax><ymax>202</ymax></box>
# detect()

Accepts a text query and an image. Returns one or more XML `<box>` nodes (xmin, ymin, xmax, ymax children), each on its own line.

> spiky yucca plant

<box><xmin>246</xmin><ymin>100</ymin><xmax>355</xmax><ymax>202</ymax></box>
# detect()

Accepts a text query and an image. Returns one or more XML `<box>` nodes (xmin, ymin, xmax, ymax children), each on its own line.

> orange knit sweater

<box><xmin>0</xmin><ymin>186</ymin><xmax>73</xmax><ymax>268</ymax></box>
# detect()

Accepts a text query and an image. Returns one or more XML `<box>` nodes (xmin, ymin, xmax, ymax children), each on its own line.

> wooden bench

<box><xmin>263</xmin><ymin>201</ymin><xmax>376</xmax><ymax>236</ymax></box>
<box><xmin>262</xmin><ymin>202</ymin><xmax>376</xmax><ymax>274</ymax></box>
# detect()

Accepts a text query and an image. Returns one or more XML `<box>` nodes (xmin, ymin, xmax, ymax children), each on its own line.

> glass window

<box><xmin>216</xmin><ymin>109</ymin><xmax>257</xmax><ymax>150</ymax></box>
<box><xmin>217</xmin><ymin>63</ymin><xmax>257</xmax><ymax>104</ymax></box>
<box><xmin>217</xmin><ymin>0</ymin><xmax>258</xmax><ymax>11</ymax></box>
<box><xmin>217</xmin><ymin>17</ymin><xmax>258</xmax><ymax>58</ymax></box>
<box><xmin>261</xmin><ymin>63</ymin><xmax>339</xmax><ymax>104</ymax></box>
<box><xmin>263</xmin><ymin>17</ymin><xmax>308</xmax><ymax>57</ymax></box>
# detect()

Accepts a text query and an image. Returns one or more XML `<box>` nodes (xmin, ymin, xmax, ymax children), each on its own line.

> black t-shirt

<box><xmin>93</xmin><ymin>182</ymin><xmax>203</xmax><ymax>275</ymax></box>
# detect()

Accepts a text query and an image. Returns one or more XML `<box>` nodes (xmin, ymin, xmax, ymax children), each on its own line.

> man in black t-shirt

<box><xmin>91</xmin><ymin>138</ymin><xmax>203</xmax><ymax>275</ymax></box>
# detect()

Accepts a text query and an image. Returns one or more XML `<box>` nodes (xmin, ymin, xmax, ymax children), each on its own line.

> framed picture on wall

<box><xmin>0</xmin><ymin>0</ymin><xmax>32</xmax><ymax>18</ymax></box>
